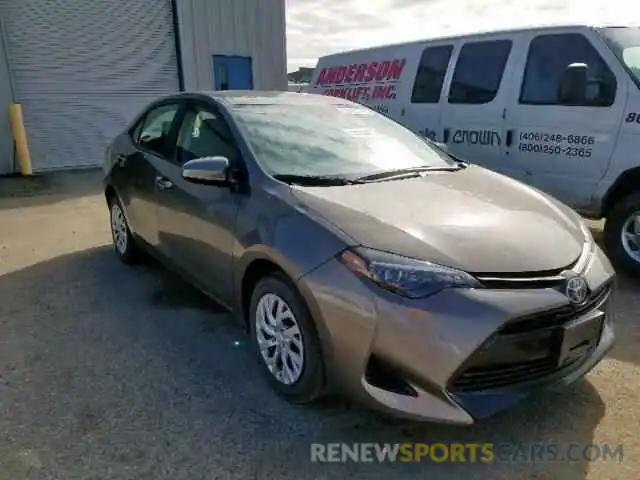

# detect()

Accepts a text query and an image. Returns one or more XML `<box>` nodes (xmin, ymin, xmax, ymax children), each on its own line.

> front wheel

<box><xmin>604</xmin><ymin>192</ymin><xmax>640</xmax><ymax>277</ymax></box>
<box><xmin>248</xmin><ymin>274</ymin><xmax>325</xmax><ymax>403</ymax></box>
<box><xmin>109</xmin><ymin>197</ymin><xmax>140</xmax><ymax>264</ymax></box>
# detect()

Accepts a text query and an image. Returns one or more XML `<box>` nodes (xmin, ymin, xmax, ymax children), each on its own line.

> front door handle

<box><xmin>156</xmin><ymin>176</ymin><xmax>174</xmax><ymax>190</ymax></box>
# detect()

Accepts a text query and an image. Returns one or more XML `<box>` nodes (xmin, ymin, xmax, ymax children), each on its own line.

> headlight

<box><xmin>338</xmin><ymin>247</ymin><xmax>482</xmax><ymax>299</ymax></box>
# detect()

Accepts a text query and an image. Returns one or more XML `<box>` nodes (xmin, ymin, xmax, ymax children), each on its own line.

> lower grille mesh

<box><xmin>450</xmin><ymin>283</ymin><xmax>611</xmax><ymax>393</ymax></box>
<box><xmin>452</xmin><ymin>356</ymin><xmax>586</xmax><ymax>392</ymax></box>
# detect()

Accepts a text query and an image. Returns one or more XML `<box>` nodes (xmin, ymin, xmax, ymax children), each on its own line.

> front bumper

<box><xmin>297</xmin><ymin>244</ymin><xmax>616</xmax><ymax>424</ymax></box>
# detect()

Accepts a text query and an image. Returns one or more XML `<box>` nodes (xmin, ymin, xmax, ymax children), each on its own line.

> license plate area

<box><xmin>555</xmin><ymin>312</ymin><xmax>604</xmax><ymax>367</ymax></box>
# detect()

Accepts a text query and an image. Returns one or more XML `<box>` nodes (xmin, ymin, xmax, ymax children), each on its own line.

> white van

<box><xmin>307</xmin><ymin>24</ymin><xmax>640</xmax><ymax>276</ymax></box>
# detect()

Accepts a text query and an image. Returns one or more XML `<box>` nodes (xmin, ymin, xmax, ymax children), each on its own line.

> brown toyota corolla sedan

<box><xmin>103</xmin><ymin>91</ymin><xmax>615</xmax><ymax>424</ymax></box>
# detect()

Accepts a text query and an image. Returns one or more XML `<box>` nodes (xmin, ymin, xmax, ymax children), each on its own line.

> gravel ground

<box><xmin>0</xmin><ymin>169</ymin><xmax>638</xmax><ymax>480</ymax></box>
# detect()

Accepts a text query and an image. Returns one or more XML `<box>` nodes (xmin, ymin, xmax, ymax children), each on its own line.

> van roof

<box><xmin>318</xmin><ymin>23</ymin><xmax>631</xmax><ymax>59</ymax></box>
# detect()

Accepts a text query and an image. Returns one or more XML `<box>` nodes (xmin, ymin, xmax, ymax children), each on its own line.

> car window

<box><xmin>520</xmin><ymin>33</ymin><xmax>617</xmax><ymax>106</ymax></box>
<box><xmin>230</xmin><ymin>102</ymin><xmax>455</xmax><ymax>178</ymax></box>
<box><xmin>175</xmin><ymin>106</ymin><xmax>238</xmax><ymax>164</ymax></box>
<box><xmin>138</xmin><ymin>103</ymin><xmax>181</xmax><ymax>158</ymax></box>
<box><xmin>411</xmin><ymin>45</ymin><xmax>453</xmax><ymax>103</ymax></box>
<box><xmin>448</xmin><ymin>40</ymin><xmax>512</xmax><ymax>104</ymax></box>
<box><xmin>130</xmin><ymin>120</ymin><xmax>144</xmax><ymax>143</ymax></box>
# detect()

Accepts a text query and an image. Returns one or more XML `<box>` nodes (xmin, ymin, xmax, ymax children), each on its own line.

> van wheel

<box><xmin>604</xmin><ymin>192</ymin><xmax>640</xmax><ymax>277</ymax></box>
<box><xmin>248</xmin><ymin>273</ymin><xmax>325</xmax><ymax>403</ymax></box>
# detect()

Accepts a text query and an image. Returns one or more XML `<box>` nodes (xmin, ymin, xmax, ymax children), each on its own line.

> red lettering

<box><xmin>331</xmin><ymin>68</ymin><xmax>340</xmax><ymax>84</ymax></box>
<box><xmin>388</xmin><ymin>59</ymin><xmax>406</xmax><ymax>80</ymax></box>
<box><xmin>372</xmin><ymin>85</ymin><xmax>390</xmax><ymax>100</ymax></box>
<box><xmin>364</xmin><ymin>62</ymin><xmax>379</xmax><ymax>82</ymax></box>
<box><xmin>322</xmin><ymin>68</ymin><xmax>333</xmax><ymax>84</ymax></box>
<box><xmin>386</xmin><ymin>85</ymin><xmax>396</xmax><ymax>99</ymax></box>
<box><xmin>331</xmin><ymin>69</ymin><xmax>339</xmax><ymax>84</ymax></box>
<box><xmin>345</xmin><ymin>88</ymin><xmax>357</xmax><ymax>101</ymax></box>
<box><xmin>354</xmin><ymin>64</ymin><xmax>367</xmax><ymax>82</ymax></box>
<box><xmin>375</xmin><ymin>61</ymin><xmax>391</xmax><ymax>81</ymax></box>
<box><xmin>319</xmin><ymin>58</ymin><xmax>406</xmax><ymax>86</ymax></box>
<box><xmin>316</xmin><ymin>68</ymin><xmax>328</xmax><ymax>85</ymax></box>
<box><xmin>344</xmin><ymin>64</ymin><xmax>357</xmax><ymax>83</ymax></box>
<box><xmin>334</xmin><ymin>66</ymin><xmax>347</xmax><ymax>83</ymax></box>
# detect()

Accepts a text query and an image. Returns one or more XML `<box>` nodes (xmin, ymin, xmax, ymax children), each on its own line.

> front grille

<box><xmin>474</xmin><ymin>243</ymin><xmax>591</xmax><ymax>290</ymax></box>
<box><xmin>452</xmin><ymin>356</ymin><xmax>586</xmax><ymax>392</ymax></box>
<box><xmin>501</xmin><ymin>283</ymin><xmax>611</xmax><ymax>335</ymax></box>
<box><xmin>478</xmin><ymin>275</ymin><xmax>565</xmax><ymax>290</ymax></box>
<box><xmin>449</xmin><ymin>283</ymin><xmax>611</xmax><ymax>393</ymax></box>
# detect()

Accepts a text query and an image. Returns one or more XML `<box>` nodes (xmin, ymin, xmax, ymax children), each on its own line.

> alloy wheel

<box><xmin>110</xmin><ymin>203</ymin><xmax>128</xmax><ymax>254</ymax></box>
<box><xmin>621</xmin><ymin>210</ymin><xmax>640</xmax><ymax>264</ymax></box>
<box><xmin>255</xmin><ymin>293</ymin><xmax>305</xmax><ymax>385</ymax></box>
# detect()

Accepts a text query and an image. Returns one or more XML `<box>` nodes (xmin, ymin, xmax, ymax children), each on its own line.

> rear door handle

<box><xmin>156</xmin><ymin>176</ymin><xmax>174</xmax><ymax>190</ymax></box>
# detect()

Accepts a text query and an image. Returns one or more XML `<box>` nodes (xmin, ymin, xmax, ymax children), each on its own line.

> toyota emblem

<box><xmin>564</xmin><ymin>274</ymin><xmax>589</xmax><ymax>305</ymax></box>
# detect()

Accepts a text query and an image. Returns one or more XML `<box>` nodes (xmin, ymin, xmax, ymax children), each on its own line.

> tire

<box><xmin>248</xmin><ymin>273</ymin><xmax>325</xmax><ymax>403</ymax></box>
<box><xmin>604</xmin><ymin>191</ymin><xmax>640</xmax><ymax>277</ymax></box>
<box><xmin>108</xmin><ymin>196</ymin><xmax>140</xmax><ymax>264</ymax></box>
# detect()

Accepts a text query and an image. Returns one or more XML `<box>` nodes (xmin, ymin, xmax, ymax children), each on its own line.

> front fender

<box><xmin>232</xmin><ymin>186</ymin><xmax>356</xmax><ymax>307</ymax></box>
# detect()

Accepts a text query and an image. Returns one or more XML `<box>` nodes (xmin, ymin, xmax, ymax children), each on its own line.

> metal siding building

<box><xmin>176</xmin><ymin>0</ymin><xmax>287</xmax><ymax>91</ymax></box>
<box><xmin>0</xmin><ymin>0</ymin><xmax>287</xmax><ymax>174</ymax></box>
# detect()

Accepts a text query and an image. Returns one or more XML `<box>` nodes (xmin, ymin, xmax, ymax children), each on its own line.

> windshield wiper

<box><xmin>355</xmin><ymin>164</ymin><xmax>465</xmax><ymax>182</ymax></box>
<box><xmin>273</xmin><ymin>174</ymin><xmax>365</xmax><ymax>186</ymax></box>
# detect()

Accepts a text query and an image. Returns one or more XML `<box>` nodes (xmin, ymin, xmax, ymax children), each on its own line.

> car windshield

<box><xmin>230</xmin><ymin>102</ymin><xmax>455</xmax><ymax>179</ymax></box>
<box><xmin>599</xmin><ymin>27</ymin><xmax>640</xmax><ymax>87</ymax></box>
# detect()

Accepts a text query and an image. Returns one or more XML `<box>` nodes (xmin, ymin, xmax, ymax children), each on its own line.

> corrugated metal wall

<box><xmin>176</xmin><ymin>0</ymin><xmax>287</xmax><ymax>91</ymax></box>
<box><xmin>0</xmin><ymin>0</ymin><xmax>287</xmax><ymax>172</ymax></box>
<box><xmin>0</xmin><ymin>16</ymin><xmax>14</xmax><ymax>174</ymax></box>
<box><xmin>0</xmin><ymin>0</ymin><xmax>179</xmax><ymax>170</ymax></box>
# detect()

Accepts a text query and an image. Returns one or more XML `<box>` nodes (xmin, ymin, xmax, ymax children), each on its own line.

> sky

<box><xmin>285</xmin><ymin>0</ymin><xmax>634</xmax><ymax>72</ymax></box>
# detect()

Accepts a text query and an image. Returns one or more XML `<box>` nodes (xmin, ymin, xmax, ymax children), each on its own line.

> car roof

<box><xmin>154</xmin><ymin>90</ymin><xmax>350</xmax><ymax>107</ymax></box>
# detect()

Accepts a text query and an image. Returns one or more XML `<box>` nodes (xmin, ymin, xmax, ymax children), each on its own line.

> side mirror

<box><xmin>182</xmin><ymin>156</ymin><xmax>233</xmax><ymax>185</ymax></box>
<box><xmin>559</xmin><ymin>63</ymin><xmax>589</xmax><ymax>105</ymax></box>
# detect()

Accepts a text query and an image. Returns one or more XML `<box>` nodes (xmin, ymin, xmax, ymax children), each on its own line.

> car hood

<box><xmin>291</xmin><ymin>166</ymin><xmax>586</xmax><ymax>273</ymax></box>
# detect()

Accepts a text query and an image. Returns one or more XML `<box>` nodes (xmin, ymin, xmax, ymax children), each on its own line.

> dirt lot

<box><xmin>0</xmin><ymin>169</ymin><xmax>638</xmax><ymax>480</ymax></box>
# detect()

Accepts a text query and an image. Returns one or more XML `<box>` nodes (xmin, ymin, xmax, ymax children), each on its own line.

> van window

<box><xmin>599</xmin><ymin>27</ymin><xmax>640</xmax><ymax>88</ymax></box>
<box><xmin>411</xmin><ymin>45</ymin><xmax>453</xmax><ymax>103</ymax></box>
<box><xmin>520</xmin><ymin>33</ymin><xmax>617</xmax><ymax>106</ymax></box>
<box><xmin>448</xmin><ymin>40</ymin><xmax>512</xmax><ymax>104</ymax></box>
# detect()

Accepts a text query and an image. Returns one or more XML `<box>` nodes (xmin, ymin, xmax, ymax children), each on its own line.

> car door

<box><xmin>505</xmin><ymin>30</ymin><xmax>626</xmax><ymax>209</ymax></box>
<box><xmin>401</xmin><ymin>43</ymin><xmax>454</xmax><ymax>141</ymax></box>
<box><xmin>112</xmin><ymin>102</ymin><xmax>183</xmax><ymax>247</ymax></box>
<box><xmin>439</xmin><ymin>38</ymin><xmax>517</xmax><ymax>175</ymax></box>
<box><xmin>155</xmin><ymin>102</ymin><xmax>243</xmax><ymax>303</ymax></box>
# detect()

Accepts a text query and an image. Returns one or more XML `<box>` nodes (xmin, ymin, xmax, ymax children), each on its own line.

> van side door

<box><xmin>401</xmin><ymin>43</ymin><xmax>455</xmax><ymax>142</ymax></box>
<box><xmin>504</xmin><ymin>29</ymin><xmax>627</xmax><ymax>210</ymax></box>
<box><xmin>439</xmin><ymin>38</ymin><xmax>518</xmax><ymax>174</ymax></box>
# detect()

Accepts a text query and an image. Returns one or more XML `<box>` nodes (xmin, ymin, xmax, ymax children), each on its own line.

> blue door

<box><xmin>212</xmin><ymin>55</ymin><xmax>254</xmax><ymax>90</ymax></box>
